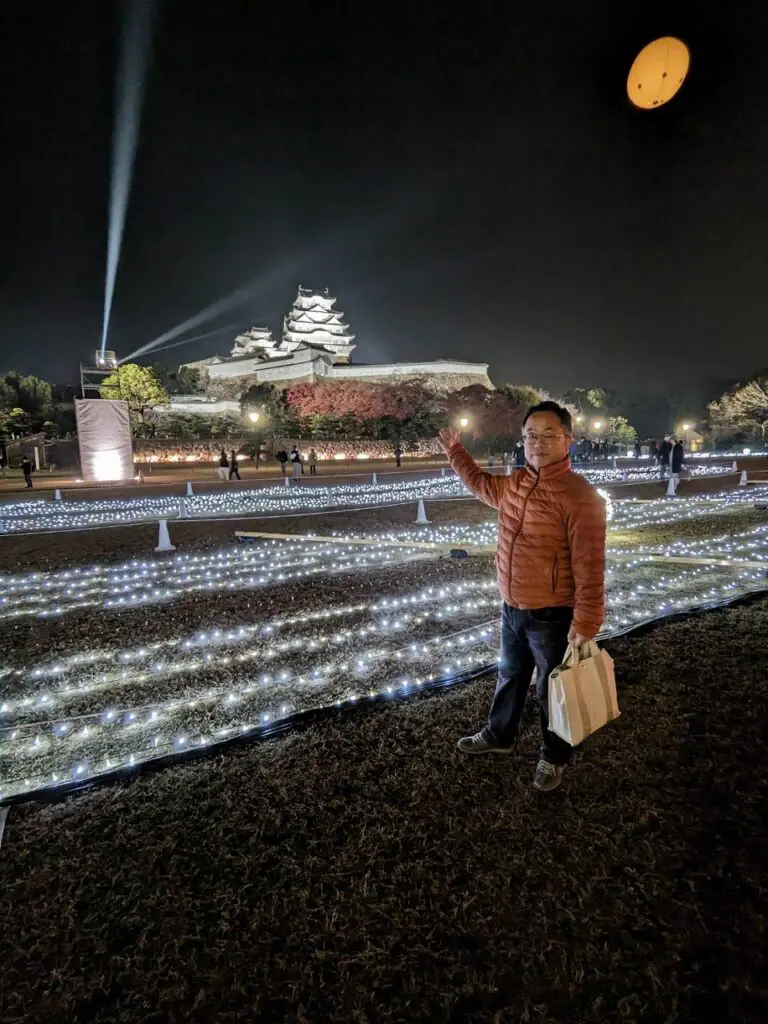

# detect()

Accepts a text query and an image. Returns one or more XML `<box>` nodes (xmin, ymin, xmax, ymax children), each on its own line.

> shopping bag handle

<box><xmin>564</xmin><ymin>640</ymin><xmax>600</xmax><ymax>666</ymax></box>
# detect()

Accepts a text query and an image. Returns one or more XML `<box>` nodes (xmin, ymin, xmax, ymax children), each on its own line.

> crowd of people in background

<box><xmin>485</xmin><ymin>435</ymin><xmax>689</xmax><ymax>476</ymax></box>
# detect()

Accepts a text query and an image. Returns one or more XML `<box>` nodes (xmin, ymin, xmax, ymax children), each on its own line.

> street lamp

<box><xmin>592</xmin><ymin>420</ymin><xmax>603</xmax><ymax>431</ymax></box>
<box><xmin>248</xmin><ymin>412</ymin><xmax>260</xmax><ymax>424</ymax></box>
<box><xmin>679</xmin><ymin>422</ymin><xmax>692</xmax><ymax>447</ymax></box>
<box><xmin>459</xmin><ymin>417</ymin><xmax>469</xmax><ymax>428</ymax></box>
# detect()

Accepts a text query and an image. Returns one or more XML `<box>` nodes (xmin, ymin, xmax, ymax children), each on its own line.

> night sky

<box><xmin>1</xmin><ymin>0</ymin><xmax>767</xmax><ymax>405</ymax></box>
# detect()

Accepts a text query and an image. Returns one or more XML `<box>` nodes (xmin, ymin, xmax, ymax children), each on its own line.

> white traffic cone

<box><xmin>284</xmin><ymin>475</ymin><xmax>290</xmax><ymax>487</ymax></box>
<box><xmin>155</xmin><ymin>519</ymin><xmax>176</xmax><ymax>553</ymax></box>
<box><xmin>506</xmin><ymin>463</ymin><xmax>512</xmax><ymax>475</ymax></box>
<box><xmin>371</xmin><ymin>472</ymin><xmax>378</xmax><ymax>486</ymax></box>
<box><xmin>739</xmin><ymin>470</ymin><xmax>748</xmax><ymax>486</ymax></box>
<box><xmin>666</xmin><ymin>476</ymin><xmax>678</xmax><ymax>497</ymax></box>
<box><xmin>186</xmin><ymin>481</ymin><xmax>194</xmax><ymax>496</ymax></box>
<box><xmin>414</xmin><ymin>499</ymin><xmax>431</xmax><ymax>524</ymax></box>
<box><xmin>53</xmin><ymin>488</ymin><xmax>62</xmax><ymax>501</ymax></box>
<box><xmin>732</xmin><ymin>460</ymin><xmax>738</xmax><ymax>472</ymax></box>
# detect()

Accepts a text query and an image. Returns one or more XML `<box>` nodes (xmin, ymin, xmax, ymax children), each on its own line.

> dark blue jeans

<box><xmin>484</xmin><ymin>604</ymin><xmax>574</xmax><ymax>766</ymax></box>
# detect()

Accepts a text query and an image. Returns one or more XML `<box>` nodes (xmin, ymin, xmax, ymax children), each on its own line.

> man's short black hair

<box><xmin>522</xmin><ymin>401</ymin><xmax>572</xmax><ymax>433</ymax></box>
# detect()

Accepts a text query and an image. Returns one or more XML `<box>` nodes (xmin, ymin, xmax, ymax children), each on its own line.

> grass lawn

<box><xmin>1</xmin><ymin>598</ymin><xmax>766</xmax><ymax>1023</ymax></box>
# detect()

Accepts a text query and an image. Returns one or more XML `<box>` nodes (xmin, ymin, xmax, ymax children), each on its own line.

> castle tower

<box><xmin>230</xmin><ymin>326</ymin><xmax>282</xmax><ymax>359</ymax></box>
<box><xmin>282</xmin><ymin>287</ymin><xmax>356</xmax><ymax>364</ymax></box>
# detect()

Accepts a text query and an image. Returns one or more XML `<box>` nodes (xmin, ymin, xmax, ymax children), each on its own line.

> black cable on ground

<box><xmin>2</xmin><ymin>586</ymin><xmax>767</xmax><ymax>810</ymax></box>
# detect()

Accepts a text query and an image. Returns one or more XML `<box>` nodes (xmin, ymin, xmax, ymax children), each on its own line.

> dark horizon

<box><xmin>1</xmin><ymin>0</ymin><xmax>766</xmax><ymax>410</ymax></box>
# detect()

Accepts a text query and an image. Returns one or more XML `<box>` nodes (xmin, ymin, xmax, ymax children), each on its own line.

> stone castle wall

<box><xmin>206</xmin><ymin>369</ymin><xmax>493</xmax><ymax>400</ymax></box>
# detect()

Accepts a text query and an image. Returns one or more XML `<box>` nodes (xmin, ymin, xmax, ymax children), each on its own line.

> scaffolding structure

<box><xmin>80</xmin><ymin>351</ymin><xmax>120</xmax><ymax>399</ymax></box>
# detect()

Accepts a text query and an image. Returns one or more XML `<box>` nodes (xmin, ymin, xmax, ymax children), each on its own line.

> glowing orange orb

<box><xmin>627</xmin><ymin>37</ymin><xmax>690</xmax><ymax>109</ymax></box>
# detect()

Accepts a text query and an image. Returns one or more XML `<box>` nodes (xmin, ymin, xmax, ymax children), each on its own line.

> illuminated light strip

<box><xmin>1</xmin><ymin>594</ymin><xmax>499</xmax><ymax>716</ymax></box>
<box><xmin>3</xmin><ymin>566</ymin><xmax>767</xmax><ymax>803</ymax></box>
<box><xmin>0</xmin><ymin>542</ymin><xmax>432</xmax><ymax>622</ymax></box>
<box><xmin>0</xmin><ymin>620</ymin><xmax>498</xmax><ymax>753</ymax></box>
<box><xmin>0</xmin><ymin>624</ymin><xmax>499</xmax><ymax>794</ymax></box>
<box><xmin>2</xmin><ymin>559</ymin><xmax>761</xmax><ymax>735</ymax></box>
<box><xmin>1</xmin><ymin>469</ymin><xmax>760</xmax><ymax>537</ymax></box>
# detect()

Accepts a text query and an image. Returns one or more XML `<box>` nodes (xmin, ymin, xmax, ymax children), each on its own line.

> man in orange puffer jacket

<box><xmin>438</xmin><ymin>401</ymin><xmax>606</xmax><ymax>792</ymax></box>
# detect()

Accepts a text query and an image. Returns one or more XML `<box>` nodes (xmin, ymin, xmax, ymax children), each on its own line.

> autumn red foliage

<box><xmin>285</xmin><ymin>380</ymin><xmax>433</xmax><ymax>423</ymax></box>
<box><xmin>447</xmin><ymin>385</ymin><xmax>526</xmax><ymax>440</ymax></box>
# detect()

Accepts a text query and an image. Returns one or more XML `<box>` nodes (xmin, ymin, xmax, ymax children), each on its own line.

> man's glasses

<box><xmin>522</xmin><ymin>432</ymin><xmax>566</xmax><ymax>444</ymax></box>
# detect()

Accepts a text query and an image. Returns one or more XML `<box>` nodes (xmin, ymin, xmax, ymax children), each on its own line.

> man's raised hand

<box><xmin>437</xmin><ymin>427</ymin><xmax>460</xmax><ymax>453</ymax></box>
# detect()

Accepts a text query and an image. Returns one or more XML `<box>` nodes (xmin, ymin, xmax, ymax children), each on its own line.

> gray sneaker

<box><xmin>533</xmin><ymin>759</ymin><xmax>565</xmax><ymax>791</ymax></box>
<box><xmin>457</xmin><ymin>731</ymin><xmax>514</xmax><ymax>755</ymax></box>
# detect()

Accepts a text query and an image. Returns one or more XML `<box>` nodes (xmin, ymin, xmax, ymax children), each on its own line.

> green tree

<box><xmin>148</xmin><ymin>362</ymin><xmax>173</xmax><ymax>392</ymax></box>
<box><xmin>603</xmin><ymin>416</ymin><xmax>637</xmax><ymax>449</ymax></box>
<box><xmin>162</xmin><ymin>414</ymin><xmax>194</xmax><ymax>441</ymax></box>
<box><xmin>499</xmin><ymin>384</ymin><xmax>545</xmax><ymax>409</ymax></box>
<box><xmin>100</xmin><ymin>364</ymin><xmax>169</xmax><ymax>430</ymax></box>
<box><xmin>707</xmin><ymin>376</ymin><xmax>768</xmax><ymax>445</ymax></box>
<box><xmin>174</xmin><ymin>366</ymin><xmax>203</xmax><ymax>395</ymax></box>
<box><xmin>1</xmin><ymin>372</ymin><xmax>55</xmax><ymax>432</ymax></box>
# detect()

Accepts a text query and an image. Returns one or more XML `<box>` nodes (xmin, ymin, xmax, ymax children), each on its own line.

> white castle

<box><xmin>166</xmin><ymin>286</ymin><xmax>492</xmax><ymax>416</ymax></box>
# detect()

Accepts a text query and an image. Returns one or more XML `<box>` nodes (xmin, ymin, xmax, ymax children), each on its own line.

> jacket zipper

<box><xmin>508</xmin><ymin>472</ymin><xmax>539</xmax><ymax>564</ymax></box>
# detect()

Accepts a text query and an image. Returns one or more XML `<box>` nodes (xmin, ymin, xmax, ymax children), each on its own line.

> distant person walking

<box><xmin>308</xmin><ymin>448</ymin><xmax>318</xmax><ymax>476</ymax></box>
<box><xmin>514</xmin><ymin>440</ymin><xmax>525</xmax><ymax>467</ymax></box>
<box><xmin>21</xmin><ymin>454</ymin><xmax>33</xmax><ymax>488</ymax></box>
<box><xmin>276</xmin><ymin>449</ymin><xmax>289</xmax><ymax>476</ymax></box>
<box><xmin>229</xmin><ymin>450</ymin><xmax>241</xmax><ymax>481</ymax></box>
<box><xmin>291</xmin><ymin>447</ymin><xmax>303</xmax><ymax>481</ymax></box>
<box><xmin>217</xmin><ymin>449</ymin><xmax>229</xmax><ymax>481</ymax></box>
<box><xmin>671</xmin><ymin>438</ymin><xmax>684</xmax><ymax>481</ymax></box>
<box><xmin>438</xmin><ymin>401</ymin><xmax>606</xmax><ymax>792</ymax></box>
<box><xmin>394</xmin><ymin>444</ymin><xmax>403</xmax><ymax>468</ymax></box>
<box><xmin>633</xmin><ymin>439</ymin><xmax>642</xmax><ymax>460</ymax></box>
<box><xmin>658</xmin><ymin>436</ymin><xmax>673</xmax><ymax>479</ymax></box>
<box><xmin>0</xmin><ymin>448</ymin><xmax>7</xmax><ymax>479</ymax></box>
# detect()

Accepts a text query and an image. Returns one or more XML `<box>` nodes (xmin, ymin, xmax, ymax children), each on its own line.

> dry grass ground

<box><xmin>1</xmin><ymin>599</ymin><xmax>766</xmax><ymax>1023</ymax></box>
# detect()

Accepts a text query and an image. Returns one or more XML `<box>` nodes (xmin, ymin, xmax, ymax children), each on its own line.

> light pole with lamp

<box><xmin>247</xmin><ymin>410</ymin><xmax>261</xmax><ymax>470</ymax></box>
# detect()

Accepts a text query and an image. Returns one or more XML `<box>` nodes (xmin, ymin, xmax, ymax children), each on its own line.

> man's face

<box><xmin>522</xmin><ymin>411</ymin><xmax>571</xmax><ymax>469</ymax></box>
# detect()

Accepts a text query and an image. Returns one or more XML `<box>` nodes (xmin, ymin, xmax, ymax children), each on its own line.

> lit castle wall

<box><xmin>171</xmin><ymin>286</ymin><xmax>492</xmax><ymax>413</ymax></box>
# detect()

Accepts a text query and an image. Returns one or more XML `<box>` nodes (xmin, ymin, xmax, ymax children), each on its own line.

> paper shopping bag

<box><xmin>548</xmin><ymin>641</ymin><xmax>620</xmax><ymax>746</ymax></box>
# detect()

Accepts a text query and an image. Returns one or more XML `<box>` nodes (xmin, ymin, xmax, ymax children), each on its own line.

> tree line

<box><xmin>3</xmin><ymin>361</ymin><xmax>765</xmax><ymax>449</ymax></box>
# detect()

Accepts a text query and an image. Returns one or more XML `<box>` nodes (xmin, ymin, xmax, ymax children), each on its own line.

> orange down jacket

<box><xmin>447</xmin><ymin>444</ymin><xmax>606</xmax><ymax>639</ymax></box>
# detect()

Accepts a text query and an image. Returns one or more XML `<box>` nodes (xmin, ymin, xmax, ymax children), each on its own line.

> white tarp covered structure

<box><xmin>75</xmin><ymin>399</ymin><xmax>134</xmax><ymax>482</ymax></box>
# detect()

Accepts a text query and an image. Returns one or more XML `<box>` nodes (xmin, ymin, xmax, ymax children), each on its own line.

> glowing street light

<box><xmin>459</xmin><ymin>417</ymin><xmax>469</xmax><ymax>428</ymax></box>
<box><xmin>248</xmin><ymin>412</ymin><xmax>260</xmax><ymax>424</ymax></box>
<box><xmin>592</xmin><ymin>420</ymin><xmax>603</xmax><ymax>431</ymax></box>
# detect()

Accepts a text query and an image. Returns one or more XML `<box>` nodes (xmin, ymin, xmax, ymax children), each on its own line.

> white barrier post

<box><xmin>371</xmin><ymin>472</ymin><xmax>378</xmax><ymax>486</ymax></box>
<box><xmin>414</xmin><ymin>499</ymin><xmax>431</xmax><ymax>524</ymax></box>
<box><xmin>739</xmin><ymin>470</ymin><xmax>748</xmax><ymax>486</ymax></box>
<box><xmin>186</xmin><ymin>481</ymin><xmax>194</xmax><ymax>496</ymax></box>
<box><xmin>178</xmin><ymin>497</ymin><xmax>186</xmax><ymax>519</ymax></box>
<box><xmin>506</xmin><ymin>463</ymin><xmax>512</xmax><ymax>475</ymax></box>
<box><xmin>440</xmin><ymin>467</ymin><xmax>446</xmax><ymax>477</ymax></box>
<box><xmin>284</xmin><ymin>475</ymin><xmax>290</xmax><ymax>488</ymax></box>
<box><xmin>53</xmin><ymin>488</ymin><xmax>62</xmax><ymax>501</ymax></box>
<box><xmin>732</xmin><ymin>460</ymin><xmax>738</xmax><ymax>472</ymax></box>
<box><xmin>155</xmin><ymin>520</ymin><xmax>176</xmax><ymax>553</ymax></box>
